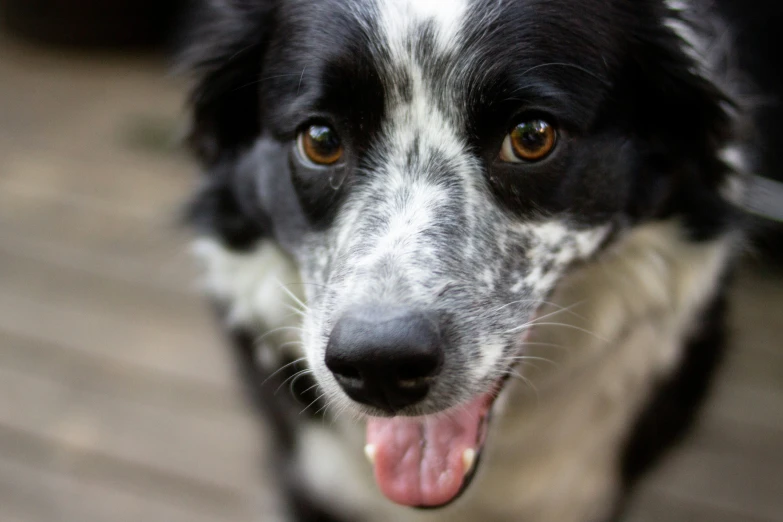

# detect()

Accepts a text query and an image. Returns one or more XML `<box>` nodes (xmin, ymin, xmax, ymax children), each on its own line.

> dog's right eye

<box><xmin>298</xmin><ymin>125</ymin><xmax>344</xmax><ymax>166</ymax></box>
<box><xmin>499</xmin><ymin>119</ymin><xmax>557</xmax><ymax>163</ymax></box>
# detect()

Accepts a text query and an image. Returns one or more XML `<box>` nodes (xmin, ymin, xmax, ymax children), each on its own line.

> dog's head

<box><xmin>184</xmin><ymin>0</ymin><xmax>739</xmax><ymax>508</ymax></box>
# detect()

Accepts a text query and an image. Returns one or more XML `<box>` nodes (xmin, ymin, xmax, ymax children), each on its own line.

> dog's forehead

<box><xmin>271</xmin><ymin>0</ymin><xmax>622</xmax><ymax>126</ymax></box>
<box><xmin>279</xmin><ymin>0</ymin><xmax>618</xmax><ymax>129</ymax></box>
<box><xmin>360</xmin><ymin>0</ymin><xmax>476</xmax><ymax>157</ymax></box>
<box><xmin>369</xmin><ymin>0</ymin><xmax>469</xmax><ymax>47</ymax></box>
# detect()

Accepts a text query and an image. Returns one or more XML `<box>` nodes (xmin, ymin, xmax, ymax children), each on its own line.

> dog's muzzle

<box><xmin>323</xmin><ymin>305</ymin><xmax>496</xmax><ymax>509</ymax></box>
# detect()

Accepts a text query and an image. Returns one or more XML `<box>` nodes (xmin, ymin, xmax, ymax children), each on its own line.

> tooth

<box><xmin>364</xmin><ymin>444</ymin><xmax>377</xmax><ymax>465</ymax></box>
<box><xmin>462</xmin><ymin>448</ymin><xmax>477</xmax><ymax>476</ymax></box>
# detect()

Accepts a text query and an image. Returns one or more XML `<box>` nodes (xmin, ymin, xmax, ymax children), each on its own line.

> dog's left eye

<box><xmin>499</xmin><ymin>119</ymin><xmax>557</xmax><ymax>163</ymax></box>
<box><xmin>297</xmin><ymin>124</ymin><xmax>344</xmax><ymax>166</ymax></box>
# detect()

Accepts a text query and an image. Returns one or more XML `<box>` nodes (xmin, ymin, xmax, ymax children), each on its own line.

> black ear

<box><xmin>632</xmin><ymin>10</ymin><xmax>734</xmax><ymax>157</ymax></box>
<box><xmin>179</xmin><ymin>0</ymin><xmax>278</xmax><ymax>250</ymax></box>
<box><xmin>181</xmin><ymin>0</ymin><xmax>277</xmax><ymax>165</ymax></box>
<box><xmin>615</xmin><ymin>3</ymin><xmax>743</xmax><ymax>238</ymax></box>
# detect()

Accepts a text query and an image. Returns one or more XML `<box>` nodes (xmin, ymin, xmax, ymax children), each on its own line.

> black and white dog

<box><xmin>180</xmin><ymin>1</ymin><xmax>763</xmax><ymax>520</ymax></box>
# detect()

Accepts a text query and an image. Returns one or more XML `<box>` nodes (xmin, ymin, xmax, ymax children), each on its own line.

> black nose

<box><xmin>325</xmin><ymin>308</ymin><xmax>443</xmax><ymax>413</ymax></box>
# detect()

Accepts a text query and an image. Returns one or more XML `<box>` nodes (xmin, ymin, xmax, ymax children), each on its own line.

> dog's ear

<box><xmin>179</xmin><ymin>0</ymin><xmax>278</xmax><ymax>250</ymax></box>
<box><xmin>621</xmin><ymin>4</ymin><xmax>735</xmax><ymax>160</ymax></box>
<box><xmin>616</xmin><ymin>4</ymin><xmax>742</xmax><ymax>237</ymax></box>
<box><xmin>181</xmin><ymin>0</ymin><xmax>278</xmax><ymax>165</ymax></box>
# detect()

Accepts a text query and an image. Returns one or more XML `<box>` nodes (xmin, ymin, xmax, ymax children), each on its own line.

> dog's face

<box><xmin>186</xmin><ymin>0</ymin><xmax>735</xmax><ymax>509</ymax></box>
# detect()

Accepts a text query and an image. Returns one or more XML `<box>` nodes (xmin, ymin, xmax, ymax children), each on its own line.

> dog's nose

<box><xmin>325</xmin><ymin>308</ymin><xmax>443</xmax><ymax>413</ymax></box>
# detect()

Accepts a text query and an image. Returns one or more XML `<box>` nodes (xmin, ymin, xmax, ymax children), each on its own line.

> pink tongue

<box><xmin>366</xmin><ymin>393</ymin><xmax>491</xmax><ymax>507</ymax></box>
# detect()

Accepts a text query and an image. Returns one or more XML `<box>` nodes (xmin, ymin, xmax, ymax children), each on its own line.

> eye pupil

<box><xmin>300</xmin><ymin>124</ymin><xmax>343</xmax><ymax>165</ymax></box>
<box><xmin>514</xmin><ymin>121</ymin><xmax>546</xmax><ymax>148</ymax></box>
<box><xmin>508</xmin><ymin>119</ymin><xmax>556</xmax><ymax>161</ymax></box>
<box><xmin>309</xmin><ymin>126</ymin><xmax>339</xmax><ymax>151</ymax></box>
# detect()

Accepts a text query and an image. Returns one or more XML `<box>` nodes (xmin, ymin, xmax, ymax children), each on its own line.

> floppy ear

<box><xmin>632</xmin><ymin>8</ymin><xmax>734</xmax><ymax>155</ymax></box>
<box><xmin>181</xmin><ymin>0</ymin><xmax>278</xmax><ymax>164</ymax></box>
<box><xmin>616</xmin><ymin>2</ymin><xmax>743</xmax><ymax>238</ymax></box>
<box><xmin>180</xmin><ymin>0</ymin><xmax>278</xmax><ymax>250</ymax></box>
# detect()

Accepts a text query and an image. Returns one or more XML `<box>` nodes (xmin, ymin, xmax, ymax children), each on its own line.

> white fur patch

<box><xmin>663</xmin><ymin>0</ymin><xmax>735</xmax><ymax>96</ymax></box>
<box><xmin>718</xmin><ymin>145</ymin><xmax>750</xmax><ymax>204</ymax></box>
<box><xmin>473</xmin><ymin>221</ymin><xmax>734</xmax><ymax>522</ymax></box>
<box><xmin>293</xmin><ymin>423</ymin><xmax>382</xmax><ymax>519</ymax></box>
<box><xmin>193</xmin><ymin>238</ymin><xmax>304</xmax><ymax>349</ymax></box>
<box><xmin>376</xmin><ymin>0</ymin><xmax>468</xmax><ymax>51</ymax></box>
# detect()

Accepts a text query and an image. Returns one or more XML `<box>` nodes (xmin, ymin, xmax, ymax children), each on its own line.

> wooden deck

<box><xmin>0</xmin><ymin>36</ymin><xmax>781</xmax><ymax>522</ymax></box>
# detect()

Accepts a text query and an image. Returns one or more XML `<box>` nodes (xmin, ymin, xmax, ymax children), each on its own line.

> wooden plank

<box><xmin>703</xmin><ymin>382</ymin><xmax>783</xmax><ymax>433</ymax></box>
<box><xmin>639</xmin><ymin>446</ymin><xmax>783</xmax><ymax>521</ymax></box>
<box><xmin>0</xmin><ymin>38</ymin><xmax>259</xmax><ymax>522</ymax></box>
<box><xmin>0</xmin><ymin>146</ymin><xmax>191</xmax><ymax>223</ymax></box>
<box><xmin>0</xmin><ymin>329</ymin><xmax>245</xmax><ymax>418</ymax></box>
<box><xmin>0</xmin><ymin>240</ymin><xmax>204</xmax><ymax>333</ymax></box>
<box><xmin>688</xmin><ymin>414</ymin><xmax>783</xmax><ymax>469</ymax></box>
<box><xmin>0</xmin><ymin>175</ymin><xmax>198</xmax><ymax>294</ymax></box>
<box><xmin>0</xmin><ymin>40</ymin><xmax>186</xmax><ymax>161</ymax></box>
<box><xmin>720</xmin><ymin>342</ymin><xmax>783</xmax><ymax>393</ymax></box>
<box><xmin>0</xmin><ymin>455</ymin><xmax>251</xmax><ymax>522</ymax></box>
<box><xmin>0</xmin><ymin>368</ymin><xmax>260</xmax><ymax>495</ymax></box>
<box><xmin>0</xmin><ymin>289</ymin><xmax>232</xmax><ymax>385</ymax></box>
<box><xmin>0</xmin><ymin>251</ymin><xmax>235</xmax><ymax>385</ymax></box>
<box><xmin>627</xmin><ymin>489</ymin><xmax>778</xmax><ymax>522</ymax></box>
<box><xmin>0</xmin><ymin>228</ymin><xmax>198</xmax><ymax>296</ymax></box>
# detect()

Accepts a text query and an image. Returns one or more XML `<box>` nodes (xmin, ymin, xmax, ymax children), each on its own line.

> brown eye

<box><xmin>499</xmin><ymin>119</ymin><xmax>557</xmax><ymax>163</ymax></box>
<box><xmin>298</xmin><ymin>124</ymin><xmax>344</xmax><ymax>166</ymax></box>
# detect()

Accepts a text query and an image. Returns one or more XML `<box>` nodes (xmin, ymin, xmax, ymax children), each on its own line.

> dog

<box><xmin>180</xmin><ymin>1</ymin><xmax>763</xmax><ymax>520</ymax></box>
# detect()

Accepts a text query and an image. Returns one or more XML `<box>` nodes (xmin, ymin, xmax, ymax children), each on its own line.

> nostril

<box><xmin>331</xmin><ymin>364</ymin><xmax>361</xmax><ymax>381</ymax></box>
<box><xmin>396</xmin><ymin>361</ymin><xmax>438</xmax><ymax>382</ymax></box>
<box><xmin>396</xmin><ymin>364</ymin><xmax>422</xmax><ymax>382</ymax></box>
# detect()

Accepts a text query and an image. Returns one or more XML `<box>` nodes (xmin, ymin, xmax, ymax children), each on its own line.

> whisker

<box><xmin>516</xmin><ymin>62</ymin><xmax>610</xmax><ymax>86</ymax></box>
<box><xmin>313</xmin><ymin>401</ymin><xmax>331</xmax><ymax>418</ymax></box>
<box><xmin>275</xmin><ymin>368</ymin><xmax>313</xmax><ymax>395</ymax></box>
<box><xmin>529</xmin><ymin>301</ymin><xmax>586</xmax><ymax>324</ymax></box>
<box><xmin>232</xmin><ymin>72</ymin><xmax>305</xmax><ymax>92</ymax></box>
<box><xmin>297</xmin><ymin>66</ymin><xmax>307</xmax><ymax>96</ymax></box>
<box><xmin>260</xmin><ymin>356</ymin><xmax>307</xmax><ymax>386</ymax></box>
<box><xmin>515</xmin><ymin>322</ymin><xmax>609</xmax><ymax>343</ymax></box>
<box><xmin>299</xmin><ymin>382</ymin><xmax>321</xmax><ymax>396</ymax></box>
<box><xmin>490</xmin><ymin>299</ymin><xmax>541</xmax><ymax>314</ymax></box>
<box><xmin>275</xmin><ymin>278</ymin><xmax>309</xmax><ymax>312</ymax></box>
<box><xmin>505</xmin><ymin>355</ymin><xmax>558</xmax><ymax>366</ymax></box>
<box><xmin>277</xmin><ymin>340</ymin><xmax>305</xmax><ymax>351</ymax></box>
<box><xmin>491</xmin><ymin>298</ymin><xmax>584</xmax><ymax>317</ymax></box>
<box><xmin>505</xmin><ymin>368</ymin><xmax>540</xmax><ymax>403</ymax></box>
<box><xmin>519</xmin><ymin>341</ymin><xmax>567</xmax><ymax>349</ymax></box>
<box><xmin>300</xmin><ymin>393</ymin><xmax>327</xmax><ymax>416</ymax></box>
<box><xmin>282</xmin><ymin>303</ymin><xmax>306</xmax><ymax>317</ymax></box>
<box><xmin>331</xmin><ymin>402</ymin><xmax>353</xmax><ymax>426</ymax></box>
<box><xmin>279</xmin><ymin>282</ymin><xmax>331</xmax><ymax>290</ymax></box>
<box><xmin>255</xmin><ymin>325</ymin><xmax>304</xmax><ymax>345</ymax></box>
<box><xmin>503</xmin><ymin>303</ymin><xmax>580</xmax><ymax>334</ymax></box>
<box><xmin>288</xmin><ymin>369</ymin><xmax>314</xmax><ymax>396</ymax></box>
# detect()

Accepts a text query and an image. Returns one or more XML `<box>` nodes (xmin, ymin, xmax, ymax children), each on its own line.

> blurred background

<box><xmin>0</xmin><ymin>2</ymin><xmax>780</xmax><ymax>521</ymax></box>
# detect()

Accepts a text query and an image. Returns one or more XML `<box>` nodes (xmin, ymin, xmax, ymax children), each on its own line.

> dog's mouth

<box><xmin>364</xmin><ymin>379</ymin><xmax>505</xmax><ymax>509</ymax></box>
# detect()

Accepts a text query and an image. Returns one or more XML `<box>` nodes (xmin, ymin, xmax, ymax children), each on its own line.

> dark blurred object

<box><xmin>0</xmin><ymin>0</ymin><xmax>184</xmax><ymax>49</ymax></box>
<box><xmin>717</xmin><ymin>0</ymin><xmax>783</xmax><ymax>264</ymax></box>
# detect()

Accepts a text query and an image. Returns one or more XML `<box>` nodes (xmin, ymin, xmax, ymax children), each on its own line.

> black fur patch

<box><xmin>218</xmin><ymin>315</ymin><xmax>347</xmax><ymax>521</ymax></box>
